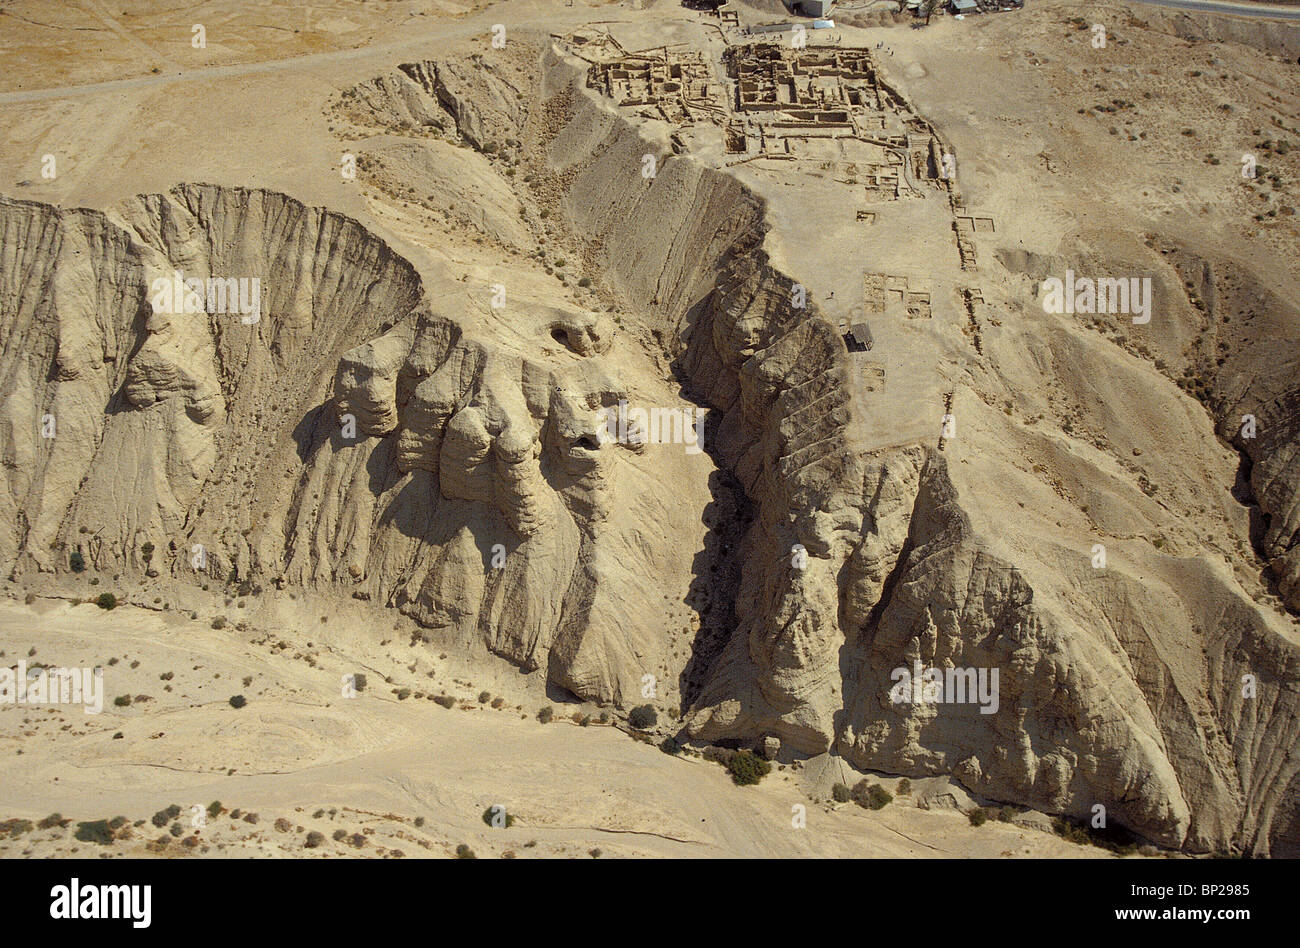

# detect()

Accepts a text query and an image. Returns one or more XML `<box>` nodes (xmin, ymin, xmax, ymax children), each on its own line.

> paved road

<box><xmin>0</xmin><ymin>0</ymin><xmax>1295</xmax><ymax>107</ymax></box>
<box><xmin>1124</xmin><ymin>0</ymin><xmax>1300</xmax><ymax>20</ymax></box>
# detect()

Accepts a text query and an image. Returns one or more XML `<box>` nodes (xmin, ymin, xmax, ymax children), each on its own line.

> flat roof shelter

<box><xmin>845</xmin><ymin>322</ymin><xmax>874</xmax><ymax>352</ymax></box>
<box><xmin>951</xmin><ymin>0</ymin><xmax>978</xmax><ymax>10</ymax></box>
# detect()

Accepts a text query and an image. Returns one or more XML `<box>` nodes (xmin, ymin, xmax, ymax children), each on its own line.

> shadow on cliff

<box><xmin>677</xmin><ymin>413</ymin><xmax>752</xmax><ymax>712</ymax></box>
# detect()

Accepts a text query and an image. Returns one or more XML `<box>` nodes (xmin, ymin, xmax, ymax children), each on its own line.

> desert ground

<box><xmin>0</xmin><ymin>594</ymin><xmax>1109</xmax><ymax>857</ymax></box>
<box><xmin>0</xmin><ymin>0</ymin><xmax>1297</xmax><ymax>857</ymax></box>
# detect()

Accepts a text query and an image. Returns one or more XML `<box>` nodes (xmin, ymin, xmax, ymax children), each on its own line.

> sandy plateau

<box><xmin>0</xmin><ymin>0</ymin><xmax>1298</xmax><ymax>858</ymax></box>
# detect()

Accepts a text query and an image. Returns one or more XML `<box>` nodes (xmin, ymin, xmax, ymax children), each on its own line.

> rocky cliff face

<box><xmin>1</xmin><ymin>43</ymin><xmax>1298</xmax><ymax>856</ymax></box>
<box><xmin>516</xmin><ymin>50</ymin><xmax>1300</xmax><ymax>856</ymax></box>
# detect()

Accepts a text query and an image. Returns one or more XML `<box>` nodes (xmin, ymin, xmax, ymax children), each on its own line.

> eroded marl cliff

<box><xmin>1</xmin><ymin>41</ymin><xmax>1297</xmax><ymax>855</ymax></box>
<box><xmin>518</xmin><ymin>47</ymin><xmax>1300</xmax><ymax>855</ymax></box>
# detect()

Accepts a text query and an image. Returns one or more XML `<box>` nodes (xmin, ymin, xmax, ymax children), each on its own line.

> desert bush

<box><xmin>38</xmin><ymin>813</ymin><xmax>65</xmax><ymax>830</ymax></box>
<box><xmin>0</xmin><ymin>819</ymin><xmax>34</xmax><ymax>837</ymax></box>
<box><xmin>728</xmin><ymin>750</ymin><xmax>771</xmax><ymax>786</ymax></box>
<box><xmin>455</xmin><ymin>843</ymin><xmax>476</xmax><ymax>859</ymax></box>
<box><xmin>151</xmin><ymin>805</ymin><xmax>181</xmax><ymax>827</ymax></box>
<box><xmin>702</xmin><ymin>745</ymin><xmax>736</xmax><ymax>767</ymax></box>
<box><xmin>207</xmin><ymin>801</ymin><xmax>222</xmax><ymax>818</ymax></box>
<box><xmin>867</xmin><ymin>785</ymin><xmax>893</xmax><ymax>810</ymax></box>
<box><xmin>228</xmin><ymin>695</ymin><xmax>246</xmax><ymax>709</ymax></box>
<box><xmin>897</xmin><ymin>778</ymin><xmax>911</xmax><ymax>795</ymax></box>
<box><xmin>211</xmin><ymin>616</ymin><xmax>227</xmax><ymax>630</ymax></box>
<box><xmin>478</xmin><ymin>691</ymin><xmax>491</xmax><ymax>703</ymax></box>
<box><xmin>851</xmin><ymin>780</ymin><xmax>892</xmax><ymax>810</ymax></box>
<box><xmin>433</xmin><ymin>694</ymin><xmax>455</xmax><ymax>709</ymax></box>
<box><xmin>482</xmin><ymin>805</ymin><xmax>515</xmax><ymax>828</ymax></box>
<box><xmin>832</xmin><ymin>783</ymin><xmax>852</xmax><ymax>803</ymax></box>
<box><xmin>968</xmin><ymin>807</ymin><xmax>988</xmax><ymax>827</ymax></box>
<box><xmin>304</xmin><ymin>831</ymin><xmax>326</xmax><ymax>848</ymax></box>
<box><xmin>95</xmin><ymin>593</ymin><xmax>117</xmax><ymax>610</ymax></box>
<box><xmin>537</xmin><ymin>706</ymin><xmax>553</xmax><ymax>724</ymax></box>
<box><xmin>628</xmin><ymin>705</ymin><xmax>657</xmax><ymax>730</ymax></box>
<box><xmin>74</xmin><ymin>820</ymin><xmax>114</xmax><ymax>845</ymax></box>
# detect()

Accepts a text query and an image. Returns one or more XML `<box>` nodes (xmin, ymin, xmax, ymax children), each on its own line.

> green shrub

<box><xmin>70</xmin><ymin>550</ymin><xmax>85</xmax><ymax>572</ymax></box>
<box><xmin>537</xmin><ymin>706</ymin><xmax>553</xmax><ymax>724</ymax></box>
<box><xmin>0</xmin><ymin>819</ymin><xmax>34</xmax><ymax>837</ymax></box>
<box><xmin>482</xmin><ymin>805</ymin><xmax>515</xmax><ymax>828</ymax></box>
<box><xmin>478</xmin><ymin>691</ymin><xmax>491</xmax><ymax>703</ymax></box>
<box><xmin>851</xmin><ymin>780</ymin><xmax>892</xmax><ymax>810</ymax></box>
<box><xmin>95</xmin><ymin>593</ymin><xmax>117</xmax><ymax>610</ymax></box>
<box><xmin>434</xmin><ymin>694</ymin><xmax>455</xmax><ymax>709</ymax></box>
<box><xmin>304</xmin><ymin>831</ymin><xmax>326</xmax><ymax>848</ymax></box>
<box><xmin>455</xmin><ymin>843</ymin><xmax>477</xmax><ymax>859</ymax></box>
<box><xmin>628</xmin><ymin>704</ymin><xmax>657</xmax><ymax>730</ymax></box>
<box><xmin>207</xmin><ymin>801</ymin><xmax>222</xmax><ymax>818</ymax></box>
<box><xmin>968</xmin><ymin>807</ymin><xmax>988</xmax><ymax>827</ymax></box>
<box><xmin>727</xmin><ymin>750</ymin><xmax>771</xmax><ymax>786</ymax></box>
<box><xmin>228</xmin><ymin>695</ymin><xmax>246</xmax><ymax>709</ymax></box>
<box><xmin>831</xmin><ymin>782</ymin><xmax>851</xmax><ymax>803</ymax></box>
<box><xmin>113</xmin><ymin>695</ymin><xmax>131</xmax><ymax>707</ymax></box>
<box><xmin>659</xmin><ymin>736</ymin><xmax>681</xmax><ymax>755</ymax></box>
<box><xmin>897</xmin><ymin>778</ymin><xmax>911</xmax><ymax>795</ymax></box>
<box><xmin>702</xmin><ymin>745</ymin><xmax>736</xmax><ymax>767</ymax></box>
<box><xmin>74</xmin><ymin>820</ymin><xmax>115</xmax><ymax>845</ymax></box>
